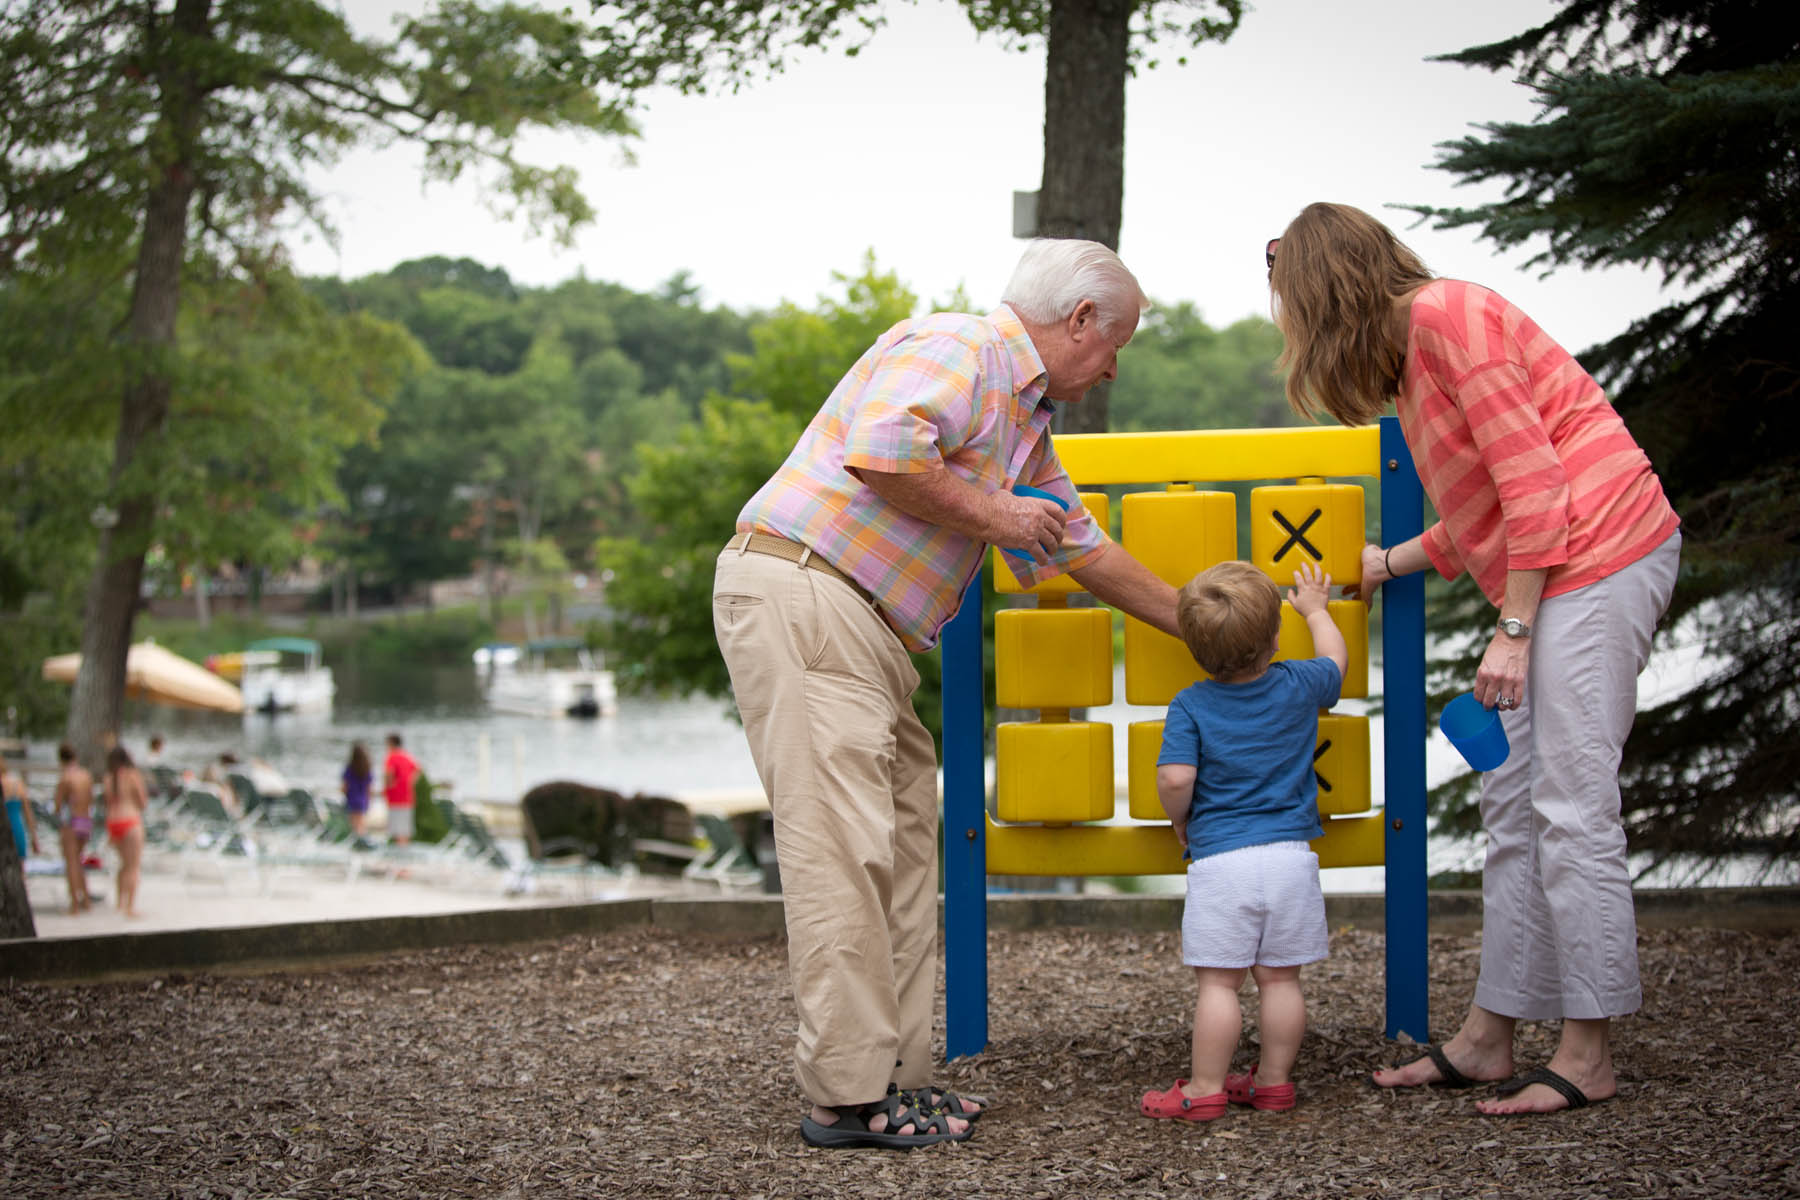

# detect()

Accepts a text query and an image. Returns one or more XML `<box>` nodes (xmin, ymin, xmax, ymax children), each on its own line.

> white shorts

<box><xmin>386</xmin><ymin>805</ymin><xmax>414</xmax><ymax>841</ymax></box>
<box><xmin>1181</xmin><ymin>841</ymin><xmax>1328</xmax><ymax>969</ymax></box>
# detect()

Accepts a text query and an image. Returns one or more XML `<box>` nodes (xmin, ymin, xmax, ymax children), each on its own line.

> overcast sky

<box><xmin>292</xmin><ymin>0</ymin><xmax>1672</xmax><ymax>355</ymax></box>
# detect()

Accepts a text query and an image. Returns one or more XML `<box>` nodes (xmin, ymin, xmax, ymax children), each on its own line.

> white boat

<box><xmin>239</xmin><ymin>637</ymin><xmax>336</xmax><ymax>715</ymax></box>
<box><xmin>483</xmin><ymin>637</ymin><xmax>618</xmax><ymax>718</ymax></box>
<box><xmin>472</xmin><ymin>642</ymin><xmax>522</xmax><ymax>670</ymax></box>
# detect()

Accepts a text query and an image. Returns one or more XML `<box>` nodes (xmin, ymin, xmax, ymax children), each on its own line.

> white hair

<box><xmin>1000</xmin><ymin>238</ymin><xmax>1150</xmax><ymax>337</ymax></box>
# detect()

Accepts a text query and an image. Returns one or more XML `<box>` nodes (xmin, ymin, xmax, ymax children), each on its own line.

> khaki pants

<box><xmin>712</xmin><ymin>546</ymin><xmax>942</xmax><ymax>1106</ymax></box>
<box><xmin>1475</xmin><ymin>531</ymin><xmax>1681</xmax><ymax>1021</ymax></box>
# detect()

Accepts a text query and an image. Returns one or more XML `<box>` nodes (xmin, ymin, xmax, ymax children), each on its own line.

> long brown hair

<box><xmin>1270</xmin><ymin>202</ymin><xmax>1434</xmax><ymax>425</ymax></box>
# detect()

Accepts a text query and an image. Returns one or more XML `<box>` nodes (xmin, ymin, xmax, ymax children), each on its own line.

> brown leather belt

<box><xmin>727</xmin><ymin>532</ymin><xmax>873</xmax><ymax>604</ymax></box>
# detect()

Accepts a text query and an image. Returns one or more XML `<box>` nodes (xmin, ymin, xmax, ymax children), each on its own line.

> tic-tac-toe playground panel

<box><xmin>943</xmin><ymin>417</ymin><xmax>1429</xmax><ymax>1053</ymax></box>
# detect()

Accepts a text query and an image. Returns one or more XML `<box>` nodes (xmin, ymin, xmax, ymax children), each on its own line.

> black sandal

<box><xmin>894</xmin><ymin>1082</ymin><xmax>986</xmax><ymax>1122</ymax></box>
<box><xmin>1489</xmin><ymin>1066</ymin><xmax>1605</xmax><ymax>1112</ymax></box>
<box><xmin>1379</xmin><ymin>1043</ymin><xmax>1481</xmax><ymax>1089</ymax></box>
<box><xmin>800</xmin><ymin>1090</ymin><xmax>973</xmax><ymax>1150</ymax></box>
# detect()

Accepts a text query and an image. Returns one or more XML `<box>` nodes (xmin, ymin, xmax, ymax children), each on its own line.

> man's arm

<box><xmin>1068</xmin><ymin>543</ymin><xmax>1181</xmax><ymax>639</ymax></box>
<box><xmin>853</xmin><ymin>466</ymin><xmax>1068</xmax><ymax>562</ymax></box>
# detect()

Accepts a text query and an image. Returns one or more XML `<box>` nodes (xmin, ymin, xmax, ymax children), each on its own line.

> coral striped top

<box><xmin>735</xmin><ymin>305</ymin><xmax>1107</xmax><ymax>651</ymax></box>
<box><xmin>1399</xmin><ymin>280</ymin><xmax>1679</xmax><ymax>606</ymax></box>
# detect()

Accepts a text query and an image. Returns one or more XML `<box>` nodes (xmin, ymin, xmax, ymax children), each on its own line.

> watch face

<box><xmin>1500</xmin><ymin>618</ymin><xmax>1528</xmax><ymax>636</ymax></box>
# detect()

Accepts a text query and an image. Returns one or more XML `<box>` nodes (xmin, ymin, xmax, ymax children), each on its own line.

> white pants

<box><xmin>1474</xmin><ymin>532</ymin><xmax>1681</xmax><ymax>1021</ymax></box>
<box><xmin>1181</xmin><ymin>841</ymin><xmax>1328</xmax><ymax>969</ymax></box>
<box><xmin>712</xmin><ymin>547</ymin><xmax>942</xmax><ymax>1106</ymax></box>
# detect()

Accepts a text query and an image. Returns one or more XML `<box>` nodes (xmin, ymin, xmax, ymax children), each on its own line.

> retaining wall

<box><xmin>3</xmin><ymin>887</ymin><xmax>1796</xmax><ymax>986</ymax></box>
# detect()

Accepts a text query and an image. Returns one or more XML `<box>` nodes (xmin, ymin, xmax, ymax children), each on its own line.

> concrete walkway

<box><xmin>19</xmin><ymin>848</ymin><xmax>728</xmax><ymax>941</ymax></box>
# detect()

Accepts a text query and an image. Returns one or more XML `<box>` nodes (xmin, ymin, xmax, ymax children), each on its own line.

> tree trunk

<box><xmin>64</xmin><ymin>0</ymin><xmax>211</xmax><ymax>769</ymax></box>
<box><xmin>194</xmin><ymin>566</ymin><xmax>210</xmax><ymax>626</ymax></box>
<box><xmin>0</xmin><ymin>833</ymin><xmax>36</xmax><ymax>939</ymax></box>
<box><xmin>1037</xmin><ymin>0</ymin><xmax>1131</xmax><ymax>436</ymax></box>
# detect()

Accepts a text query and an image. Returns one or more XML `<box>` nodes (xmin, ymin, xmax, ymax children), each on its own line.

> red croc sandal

<box><xmin>1223</xmin><ymin>1064</ymin><xmax>1296</xmax><ymax>1111</ymax></box>
<box><xmin>1140</xmin><ymin>1080</ymin><xmax>1229</xmax><ymax>1122</ymax></box>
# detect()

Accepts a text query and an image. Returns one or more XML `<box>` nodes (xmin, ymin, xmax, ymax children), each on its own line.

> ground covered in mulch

<box><xmin>3</xmin><ymin>924</ymin><xmax>1797</xmax><ymax>1198</ymax></box>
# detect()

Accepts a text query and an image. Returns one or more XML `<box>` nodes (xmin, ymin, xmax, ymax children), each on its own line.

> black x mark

<box><xmin>1273</xmin><ymin>508</ymin><xmax>1323</xmax><ymax>562</ymax></box>
<box><xmin>1313</xmin><ymin>739</ymin><xmax>1332</xmax><ymax>792</ymax></box>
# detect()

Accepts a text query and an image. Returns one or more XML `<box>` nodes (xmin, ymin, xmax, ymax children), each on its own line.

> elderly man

<box><xmin>713</xmin><ymin>238</ymin><xmax>1182</xmax><ymax>1150</ymax></box>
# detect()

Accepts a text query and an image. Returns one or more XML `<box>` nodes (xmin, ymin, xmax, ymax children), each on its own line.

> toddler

<box><xmin>1140</xmin><ymin>560</ymin><xmax>1347</xmax><ymax>1121</ymax></box>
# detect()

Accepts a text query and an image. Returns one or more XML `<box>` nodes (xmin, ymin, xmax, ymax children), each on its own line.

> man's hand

<box><xmin>983</xmin><ymin>490</ymin><xmax>1068</xmax><ymax>563</ymax></box>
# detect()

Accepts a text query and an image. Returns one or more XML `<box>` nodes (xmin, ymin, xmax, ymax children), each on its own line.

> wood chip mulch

<box><xmin>3</xmin><ymin>924</ymin><xmax>1797</xmax><ymax>1198</ymax></box>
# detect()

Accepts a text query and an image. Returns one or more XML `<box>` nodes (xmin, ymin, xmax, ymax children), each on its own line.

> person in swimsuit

<box><xmin>103</xmin><ymin>745</ymin><xmax>149</xmax><ymax>917</ymax></box>
<box><xmin>3</xmin><ymin>757</ymin><xmax>37</xmax><ymax>862</ymax></box>
<box><xmin>53</xmin><ymin>743</ymin><xmax>94</xmax><ymax>913</ymax></box>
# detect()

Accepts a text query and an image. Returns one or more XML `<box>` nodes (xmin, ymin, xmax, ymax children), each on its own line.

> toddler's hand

<box><xmin>1287</xmin><ymin>560</ymin><xmax>1332</xmax><ymax>617</ymax></box>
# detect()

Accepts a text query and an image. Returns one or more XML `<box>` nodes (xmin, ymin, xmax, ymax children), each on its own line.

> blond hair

<box><xmin>1177</xmin><ymin>561</ymin><xmax>1282</xmax><ymax>680</ymax></box>
<box><xmin>1271</xmin><ymin>202</ymin><xmax>1434</xmax><ymax>426</ymax></box>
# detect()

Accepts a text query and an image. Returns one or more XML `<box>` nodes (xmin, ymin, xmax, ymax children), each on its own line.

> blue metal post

<box><xmin>941</xmin><ymin>578</ymin><xmax>988</xmax><ymax>1059</ymax></box>
<box><xmin>1379</xmin><ymin>415</ymin><xmax>1429</xmax><ymax>1041</ymax></box>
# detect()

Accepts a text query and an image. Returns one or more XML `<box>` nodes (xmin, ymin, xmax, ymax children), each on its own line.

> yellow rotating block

<box><xmin>1250</xmin><ymin>481</ymin><xmax>1364</xmax><ymax>586</ymax></box>
<box><xmin>1120</xmin><ymin>489</ymin><xmax>1237</xmax><ymax>706</ymax></box>
<box><xmin>995</xmin><ymin>720</ymin><xmax>1114</xmax><ymax>824</ymax></box>
<box><xmin>992</xmin><ymin>492</ymin><xmax>1111</xmax><ymax>596</ymax></box>
<box><xmin>1314</xmin><ymin>713</ymin><xmax>1371</xmax><ymax>816</ymax></box>
<box><xmin>995</xmin><ymin>607</ymin><xmax>1112</xmax><ymax>710</ymax></box>
<box><xmin>1127</xmin><ymin>720</ymin><xmax>1170</xmax><ymax>820</ymax></box>
<box><xmin>1275</xmin><ymin>599</ymin><xmax>1370</xmax><ymax>698</ymax></box>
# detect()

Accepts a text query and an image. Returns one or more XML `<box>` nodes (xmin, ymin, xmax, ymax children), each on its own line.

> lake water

<box><xmin>111</xmin><ymin>660</ymin><xmax>764</xmax><ymax>810</ymax></box>
<box><xmin>87</xmin><ymin>626</ymin><xmax>1789</xmax><ymax>891</ymax></box>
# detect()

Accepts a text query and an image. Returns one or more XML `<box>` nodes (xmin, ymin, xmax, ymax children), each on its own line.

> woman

<box><xmin>103</xmin><ymin>745</ymin><xmax>150</xmax><ymax>917</ymax></box>
<box><xmin>1268</xmin><ymin>202</ymin><xmax>1681</xmax><ymax>1116</ymax></box>
<box><xmin>341</xmin><ymin>742</ymin><xmax>373</xmax><ymax>838</ymax></box>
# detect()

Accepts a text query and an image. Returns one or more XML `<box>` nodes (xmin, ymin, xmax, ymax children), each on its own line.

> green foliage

<box><xmin>412</xmin><ymin>773</ymin><xmax>450</xmax><ymax>844</ymax></box>
<box><xmin>1412</xmin><ymin>0</ymin><xmax>1800</xmax><ymax>872</ymax></box>
<box><xmin>587</xmin><ymin>1</ymin><xmax>1244</xmax><ymax>90</ymax></box>
<box><xmin>728</xmin><ymin>253</ymin><xmax>918</xmax><ymax>417</ymax></box>
<box><xmin>0</xmin><ymin>0</ymin><xmax>642</xmax><ymax>748</ymax></box>
<box><xmin>593</xmin><ymin>257</ymin><xmax>922</xmax><ymax>702</ymax></box>
<box><xmin>597</xmin><ymin>395</ymin><xmax>805</xmax><ymax>698</ymax></box>
<box><xmin>960</xmin><ymin>0</ymin><xmax>1244</xmax><ymax>67</ymax></box>
<box><xmin>315</xmin><ymin>262</ymin><xmax>756</xmax><ymax>593</ymax></box>
<box><xmin>1110</xmin><ymin>305</ymin><xmax>1296</xmax><ymax>434</ymax></box>
<box><xmin>343</xmin><ymin>611</ymin><xmax>497</xmax><ymax>667</ymax></box>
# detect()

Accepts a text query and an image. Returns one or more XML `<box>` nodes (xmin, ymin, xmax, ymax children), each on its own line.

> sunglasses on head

<box><xmin>1265</xmin><ymin>238</ymin><xmax>1280</xmax><ymax>272</ymax></box>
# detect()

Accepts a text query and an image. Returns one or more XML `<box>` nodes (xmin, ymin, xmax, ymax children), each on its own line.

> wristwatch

<box><xmin>1497</xmin><ymin>617</ymin><xmax>1532</xmax><ymax>638</ymax></box>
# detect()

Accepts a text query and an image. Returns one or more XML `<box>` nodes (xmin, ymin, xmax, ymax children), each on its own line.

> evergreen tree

<box><xmin>1410</xmin><ymin>0</ymin><xmax>1799</xmax><ymax>875</ymax></box>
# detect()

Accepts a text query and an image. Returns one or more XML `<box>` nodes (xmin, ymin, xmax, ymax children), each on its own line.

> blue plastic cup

<box><xmin>1002</xmin><ymin>484</ymin><xmax>1070</xmax><ymax>561</ymax></box>
<box><xmin>1440</xmin><ymin>692</ymin><xmax>1510</xmax><ymax>772</ymax></box>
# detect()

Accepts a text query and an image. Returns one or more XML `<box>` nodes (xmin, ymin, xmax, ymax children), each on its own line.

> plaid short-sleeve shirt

<box><xmin>735</xmin><ymin>305</ymin><xmax>1109</xmax><ymax>651</ymax></box>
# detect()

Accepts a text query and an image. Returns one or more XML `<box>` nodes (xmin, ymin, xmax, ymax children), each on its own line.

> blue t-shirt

<box><xmin>1157</xmin><ymin>657</ymin><xmax>1343</xmax><ymax>860</ymax></box>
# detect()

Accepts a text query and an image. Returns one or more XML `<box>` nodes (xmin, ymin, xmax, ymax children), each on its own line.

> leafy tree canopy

<box><xmin>0</xmin><ymin>0</ymin><xmax>642</xmax><ymax>758</ymax></box>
